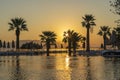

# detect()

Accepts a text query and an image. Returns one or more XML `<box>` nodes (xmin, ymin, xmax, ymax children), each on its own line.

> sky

<box><xmin>0</xmin><ymin>0</ymin><xmax>119</xmax><ymax>47</ymax></box>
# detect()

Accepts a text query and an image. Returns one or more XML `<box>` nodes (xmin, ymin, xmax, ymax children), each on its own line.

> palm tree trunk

<box><xmin>46</xmin><ymin>47</ymin><xmax>49</xmax><ymax>56</ymax></box>
<box><xmin>16</xmin><ymin>35</ymin><xmax>19</xmax><ymax>49</ymax></box>
<box><xmin>16</xmin><ymin>29</ymin><xmax>20</xmax><ymax>50</ymax></box>
<box><xmin>103</xmin><ymin>34</ymin><xmax>106</xmax><ymax>50</ymax></box>
<box><xmin>86</xmin><ymin>28</ymin><xmax>90</xmax><ymax>52</ymax></box>
<box><xmin>73</xmin><ymin>44</ymin><xmax>76</xmax><ymax>56</ymax></box>
<box><xmin>46</xmin><ymin>42</ymin><xmax>50</xmax><ymax>56</ymax></box>
<box><xmin>68</xmin><ymin>38</ymin><xmax>71</xmax><ymax>56</ymax></box>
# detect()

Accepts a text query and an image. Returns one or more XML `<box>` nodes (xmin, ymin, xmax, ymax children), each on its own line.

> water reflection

<box><xmin>65</xmin><ymin>56</ymin><xmax>69</xmax><ymax>70</ymax></box>
<box><xmin>104</xmin><ymin>58</ymin><xmax>120</xmax><ymax>80</ymax></box>
<box><xmin>0</xmin><ymin>55</ymin><xmax>120</xmax><ymax>80</ymax></box>
<box><xmin>10</xmin><ymin>56</ymin><xmax>27</xmax><ymax>80</ymax></box>
<box><xmin>89</xmin><ymin>56</ymin><xmax>106</xmax><ymax>80</ymax></box>
<box><xmin>113</xmin><ymin>60</ymin><xmax>120</xmax><ymax>80</ymax></box>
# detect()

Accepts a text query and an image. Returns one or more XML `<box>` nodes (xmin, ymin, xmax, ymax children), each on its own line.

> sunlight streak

<box><xmin>65</xmin><ymin>55</ymin><xmax>70</xmax><ymax>70</ymax></box>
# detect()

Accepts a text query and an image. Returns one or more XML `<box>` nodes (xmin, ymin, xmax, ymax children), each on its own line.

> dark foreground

<box><xmin>0</xmin><ymin>54</ymin><xmax>120</xmax><ymax>80</ymax></box>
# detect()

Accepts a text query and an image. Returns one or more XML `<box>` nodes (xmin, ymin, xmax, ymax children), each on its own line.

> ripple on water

<box><xmin>0</xmin><ymin>55</ymin><xmax>120</xmax><ymax>80</ymax></box>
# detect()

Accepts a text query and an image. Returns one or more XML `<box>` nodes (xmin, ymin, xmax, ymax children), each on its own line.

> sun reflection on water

<box><xmin>0</xmin><ymin>55</ymin><xmax>120</xmax><ymax>80</ymax></box>
<box><xmin>65</xmin><ymin>55</ymin><xmax>70</xmax><ymax>70</ymax></box>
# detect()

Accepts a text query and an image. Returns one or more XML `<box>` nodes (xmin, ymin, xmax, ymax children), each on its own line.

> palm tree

<box><xmin>113</xmin><ymin>27</ymin><xmax>120</xmax><ymax>49</ymax></box>
<box><xmin>71</xmin><ymin>32</ymin><xmax>82</xmax><ymax>56</ymax></box>
<box><xmin>114</xmin><ymin>27</ymin><xmax>120</xmax><ymax>34</ymax></box>
<box><xmin>39</xmin><ymin>31</ymin><xmax>57</xmax><ymax>56</ymax></box>
<box><xmin>81</xmin><ymin>14</ymin><xmax>96</xmax><ymax>52</ymax></box>
<box><xmin>63</xmin><ymin>30</ymin><xmax>74</xmax><ymax>56</ymax></box>
<box><xmin>8</xmin><ymin>17</ymin><xmax>28</xmax><ymax>49</ymax></box>
<box><xmin>63</xmin><ymin>30</ymin><xmax>82</xmax><ymax>56</ymax></box>
<box><xmin>97</xmin><ymin>26</ymin><xmax>111</xmax><ymax>50</ymax></box>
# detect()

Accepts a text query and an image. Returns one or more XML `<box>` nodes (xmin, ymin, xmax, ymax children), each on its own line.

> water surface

<box><xmin>0</xmin><ymin>54</ymin><xmax>120</xmax><ymax>80</ymax></box>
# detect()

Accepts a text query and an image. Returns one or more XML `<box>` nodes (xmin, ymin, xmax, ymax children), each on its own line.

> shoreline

<box><xmin>0</xmin><ymin>50</ymin><xmax>102</xmax><ymax>56</ymax></box>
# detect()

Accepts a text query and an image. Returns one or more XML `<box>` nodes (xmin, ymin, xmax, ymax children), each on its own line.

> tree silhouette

<box><xmin>63</xmin><ymin>30</ymin><xmax>74</xmax><ymax>56</ymax></box>
<box><xmin>12</xmin><ymin>40</ymin><xmax>15</xmax><ymax>49</ymax></box>
<box><xmin>3</xmin><ymin>41</ymin><xmax>6</xmax><ymax>48</ymax></box>
<box><xmin>110</xmin><ymin>0</ymin><xmax>120</xmax><ymax>15</ymax></box>
<box><xmin>8</xmin><ymin>17</ymin><xmax>28</xmax><ymax>49</ymax></box>
<box><xmin>7</xmin><ymin>42</ymin><xmax>10</xmax><ymax>48</ymax></box>
<box><xmin>21</xmin><ymin>42</ymin><xmax>41</xmax><ymax>49</ymax></box>
<box><xmin>113</xmin><ymin>26</ymin><xmax>120</xmax><ymax>49</ymax></box>
<box><xmin>63</xmin><ymin>30</ymin><xmax>82</xmax><ymax>56</ymax></box>
<box><xmin>0</xmin><ymin>40</ymin><xmax>2</xmax><ymax>48</ymax></box>
<box><xmin>71</xmin><ymin>32</ymin><xmax>82</xmax><ymax>56</ymax></box>
<box><xmin>39</xmin><ymin>31</ymin><xmax>57</xmax><ymax>56</ymax></box>
<box><xmin>81</xmin><ymin>14</ymin><xmax>96</xmax><ymax>52</ymax></box>
<box><xmin>97</xmin><ymin>26</ymin><xmax>111</xmax><ymax>50</ymax></box>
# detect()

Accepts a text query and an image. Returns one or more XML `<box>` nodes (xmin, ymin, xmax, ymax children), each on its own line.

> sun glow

<box><xmin>56</xmin><ymin>27</ymin><xmax>68</xmax><ymax>42</ymax></box>
<box><xmin>0</xmin><ymin>0</ymin><xmax>117</xmax><ymax>47</ymax></box>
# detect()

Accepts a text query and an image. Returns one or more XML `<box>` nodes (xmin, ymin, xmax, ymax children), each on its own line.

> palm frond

<box><xmin>8</xmin><ymin>17</ymin><xmax>28</xmax><ymax>31</ymax></box>
<box><xmin>81</xmin><ymin>14</ymin><xmax>96</xmax><ymax>29</ymax></box>
<box><xmin>81</xmin><ymin>22</ymin><xmax>86</xmax><ymax>27</ymax></box>
<box><xmin>62</xmin><ymin>37</ymin><xmax>68</xmax><ymax>43</ymax></box>
<box><xmin>39</xmin><ymin>31</ymin><xmax>57</xmax><ymax>44</ymax></box>
<box><xmin>8</xmin><ymin>23</ymin><xmax>15</xmax><ymax>31</ymax></box>
<box><xmin>98</xmin><ymin>26</ymin><xmax>111</xmax><ymax>36</ymax></box>
<box><xmin>90</xmin><ymin>22</ymin><xmax>96</xmax><ymax>26</ymax></box>
<box><xmin>97</xmin><ymin>31</ymin><xmax>103</xmax><ymax>36</ymax></box>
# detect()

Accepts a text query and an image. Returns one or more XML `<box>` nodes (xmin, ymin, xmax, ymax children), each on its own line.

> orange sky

<box><xmin>0</xmin><ymin>0</ymin><xmax>119</xmax><ymax>47</ymax></box>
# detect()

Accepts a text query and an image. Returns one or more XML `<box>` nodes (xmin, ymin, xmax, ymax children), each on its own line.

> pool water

<box><xmin>0</xmin><ymin>54</ymin><xmax>120</xmax><ymax>80</ymax></box>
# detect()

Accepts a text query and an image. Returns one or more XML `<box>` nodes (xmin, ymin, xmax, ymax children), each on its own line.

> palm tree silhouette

<box><xmin>8</xmin><ymin>17</ymin><xmax>28</xmax><ymax>49</ymax></box>
<box><xmin>71</xmin><ymin>32</ymin><xmax>82</xmax><ymax>56</ymax></box>
<box><xmin>98</xmin><ymin>26</ymin><xmax>111</xmax><ymax>50</ymax></box>
<box><xmin>63</xmin><ymin>30</ymin><xmax>74</xmax><ymax>56</ymax></box>
<box><xmin>63</xmin><ymin>30</ymin><xmax>82</xmax><ymax>56</ymax></box>
<box><xmin>7</xmin><ymin>42</ymin><xmax>10</xmax><ymax>48</ymax></box>
<box><xmin>39</xmin><ymin>31</ymin><xmax>57</xmax><ymax>56</ymax></box>
<box><xmin>81</xmin><ymin>14</ymin><xmax>96</xmax><ymax>52</ymax></box>
<box><xmin>113</xmin><ymin>27</ymin><xmax>120</xmax><ymax>49</ymax></box>
<box><xmin>0</xmin><ymin>40</ymin><xmax>2</xmax><ymax>49</ymax></box>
